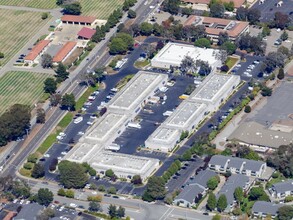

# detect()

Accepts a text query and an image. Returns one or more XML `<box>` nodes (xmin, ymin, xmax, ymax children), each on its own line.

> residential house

<box><xmin>208</xmin><ymin>155</ymin><xmax>267</xmax><ymax>178</ymax></box>
<box><xmin>173</xmin><ymin>170</ymin><xmax>217</xmax><ymax>207</ymax></box>
<box><xmin>217</xmin><ymin>174</ymin><xmax>251</xmax><ymax>212</ymax></box>
<box><xmin>252</xmin><ymin>201</ymin><xmax>283</xmax><ymax>219</ymax></box>
<box><xmin>269</xmin><ymin>180</ymin><xmax>293</xmax><ymax>199</ymax></box>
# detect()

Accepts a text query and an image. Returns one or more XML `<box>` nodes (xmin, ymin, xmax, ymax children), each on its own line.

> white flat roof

<box><xmin>150</xmin><ymin>126</ymin><xmax>180</xmax><ymax>144</ymax></box>
<box><xmin>64</xmin><ymin>142</ymin><xmax>102</xmax><ymax>162</ymax></box>
<box><xmin>190</xmin><ymin>73</ymin><xmax>240</xmax><ymax>103</ymax></box>
<box><xmin>89</xmin><ymin>151</ymin><xmax>159</xmax><ymax>174</ymax></box>
<box><xmin>86</xmin><ymin>113</ymin><xmax>128</xmax><ymax>142</ymax></box>
<box><xmin>165</xmin><ymin>101</ymin><xmax>207</xmax><ymax>128</ymax></box>
<box><xmin>151</xmin><ymin>42</ymin><xmax>219</xmax><ymax>67</ymax></box>
<box><xmin>108</xmin><ymin>71</ymin><xmax>167</xmax><ymax>111</ymax></box>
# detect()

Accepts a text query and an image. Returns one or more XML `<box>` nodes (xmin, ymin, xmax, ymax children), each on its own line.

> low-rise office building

<box><xmin>208</xmin><ymin>155</ymin><xmax>267</xmax><ymax>178</ymax></box>
<box><xmin>269</xmin><ymin>180</ymin><xmax>293</xmax><ymax>199</ymax></box>
<box><xmin>252</xmin><ymin>201</ymin><xmax>283</xmax><ymax>219</ymax></box>
<box><xmin>151</xmin><ymin>42</ymin><xmax>221</xmax><ymax>70</ymax></box>
<box><xmin>145</xmin><ymin>74</ymin><xmax>240</xmax><ymax>152</ymax></box>
<box><xmin>184</xmin><ymin>16</ymin><xmax>249</xmax><ymax>42</ymax></box>
<box><xmin>64</xmin><ymin>71</ymin><xmax>167</xmax><ymax>180</ymax></box>
<box><xmin>52</xmin><ymin>41</ymin><xmax>77</xmax><ymax>64</ymax></box>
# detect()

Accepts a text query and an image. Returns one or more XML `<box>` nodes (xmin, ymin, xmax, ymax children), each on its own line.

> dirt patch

<box><xmin>64</xmin><ymin>47</ymin><xmax>84</xmax><ymax>67</ymax></box>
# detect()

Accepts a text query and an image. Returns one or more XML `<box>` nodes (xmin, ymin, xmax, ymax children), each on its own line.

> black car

<box><xmin>104</xmin><ymin>194</ymin><xmax>111</xmax><ymax>197</ymax></box>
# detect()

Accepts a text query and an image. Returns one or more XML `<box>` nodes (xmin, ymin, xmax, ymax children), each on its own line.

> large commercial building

<box><xmin>151</xmin><ymin>42</ymin><xmax>221</xmax><ymax>70</ymax></box>
<box><xmin>64</xmin><ymin>71</ymin><xmax>168</xmax><ymax>180</ymax></box>
<box><xmin>145</xmin><ymin>73</ymin><xmax>240</xmax><ymax>152</ymax></box>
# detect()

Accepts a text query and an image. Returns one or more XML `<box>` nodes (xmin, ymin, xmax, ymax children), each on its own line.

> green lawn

<box><xmin>134</xmin><ymin>59</ymin><xmax>150</xmax><ymax>69</ymax></box>
<box><xmin>0</xmin><ymin>71</ymin><xmax>50</xmax><ymax>116</ymax></box>
<box><xmin>0</xmin><ymin>9</ymin><xmax>50</xmax><ymax>66</ymax></box>
<box><xmin>0</xmin><ymin>0</ymin><xmax>124</xmax><ymax>19</ymax></box>
<box><xmin>76</xmin><ymin>84</ymin><xmax>99</xmax><ymax>110</ymax></box>
<box><xmin>225</xmin><ymin>57</ymin><xmax>239</xmax><ymax>69</ymax></box>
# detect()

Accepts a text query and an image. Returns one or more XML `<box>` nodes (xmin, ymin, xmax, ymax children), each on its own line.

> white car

<box><xmin>78</xmin><ymin>131</ymin><xmax>85</xmax><ymax>135</ymax></box>
<box><xmin>246</xmin><ymin>69</ymin><xmax>252</xmax><ymax>72</ymax></box>
<box><xmin>236</xmin><ymin>64</ymin><xmax>241</xmax><ymax>68</ymax></box>
<box><xmin>74</xmin><ymin>117</ymin><xmax>83</xmax><ymax>124</ymax></box>
<box><xmin>57</xmin><ymin>156</ymin><xmax>63</xmax><ymax>160</ymax></box>
<box><xmin>149</xmin><ymin>5</ymin><xmax>155</xmax><ymax>8</ymax></box>
<box><xmin>56</xmin><ymin>135</ymin><xmax>63</xmax><ymax>140</ymax></box>
<box><xmin>44</xmin><ymin>154</ymin><xmax>50</xmax><ymax>158</ymax></box>
<box><xmin>69</xmin><ymin>203</ymin><xmax>77</xmax><ymax>208</ymax></box>
<box><xmin>90</xmin><ymin>115</ymin><xmax>97</xmax><ymax>119</ymax></box>
<box><xmin>59</xmin><ymin>132</ymin><xmax>66</xmax><ymax>137</ymax></box>
<box><xmin>61</xmin><ymin>151</ymin><xmax>67</xmax><ymax>155</ymax></box>
<box><xmin>87</xmin><ymin>121</ymin><xmax>93</xmax><ymax>125</ymax></box>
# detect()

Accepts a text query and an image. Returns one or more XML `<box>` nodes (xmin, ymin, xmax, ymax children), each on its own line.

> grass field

<box><xmin>0</xmin><ymin>0</ymin><xmax>56</xmax><ymax>9</ymax></box>
<box><xmin>0</xmin><ymin>71</ymin><xmax>49</xmax><ymax>115</ymax></box>
<box><xmin>0</xmin><ymin>0</ymin><xmax>124</xmax><ymax>19</ymax></box>
<box><xmin>0</xmin><ymin>9</ymin><xmax>49</xmax><ymax>66</ymax></box>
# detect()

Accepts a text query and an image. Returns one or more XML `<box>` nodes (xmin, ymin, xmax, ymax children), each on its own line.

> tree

<box><xmin>244</xmin><ymin>105</ymin><xmax>251</xmax><ymax>113</ymax></box>
<box><xmin>0</xmin><ymin>104</ymin><xmax>31</xmax><ymax>146</ymax></box>
<box><xmin>196</xmin><ymin>60</ymin><xmax>212</xmax><ymax>76</ymax></box>
<box><xmin>41</xmin><ymin>12</ymin><xmax>48</xmax><ymax>20</ymax></box>
<box><xmin>215</xmin><ymin>50</ymin><xmax>228</xmax><ymax>64</ymax></box>
<box><xmin>92</xmin><ymin>26</ymin><xmax>105</xmax><ymax>43</ymax></box>
<box><xmin>180</xmin><ymin>55</ymin><xmax>196</xmax><ymax>74</ymax></box>
<box><xmin>128</xmin><ymin>9</ymin><xmax>136</xmax><ymax>18</ymax></box>
<box><xmin>89</xmin><ymin>201</ymin><xmax>102</xmax><ymax>212</ymax></box>
<box><xmin>61</xmin><ymin>93</ymin><xmax>75</xmax><ymax>111</ymax></box>
<box><xmin>262</xmin><ymin>52</ymin><xmax>286</xmax><ymax>73</ymax></box>
<box><xmin>98</xmin><ymin>185</ymin><xmax>106</xmax><ymax>192</ymax></box>
<box><xmin>41</xmin><ymin>54</ymin><xmax>53</xmax><ymax>68</ymax></box>
<box><xmin>63</xmin><ymin>2</ymin><xmax>82</xmax><ymax>15</ymax></box>
<box><xmin>44</xmin><ymin>78</ymin><xmax>57</xmax><ymax>94</ymax></box>
<box><xmin>50</xmin><ymin>94</ymin><xmax>61</xmax><ymax>106</ymax></box>
<box><xmin>55</xmin><ymin>63</ymin><xmax>69</xmax><ymax>83</ymax></box>
<box><xmin>108</xmin><ymin>204</ymin><xmax>117</xmax><ymax>218</ymax></box>
<box><xmin>0</xmin><ymin>52</ymin><xmax>4</xmax><ymax>59</ymax></box>
<box><xmin>217</xmin><ymin>194</ymin><xmax>227</xmax><ymax>212</ymax></box>
<box><xmin>262</xmin><ymin>25</ymin><xmax>271</xmax><ymax>37</ymax></box>
<box><xmin>36</xmin><ymin>188</ymin><xmax>53</xmax><ymax>206</ymax></box>
<box><xmin>206</xmin><ymin>193</ymin><xmax>217</xmax><ymax>211</ymax></box>
<box><xmin>31</xmin><ymin>163</ymin><xmax>45</xmax><ymax>178</ymax></box>
<box><xmin>36</xmin><ymin>108</ymin><xmax>46</xmax><ymax>124</ymax></box>
<box><xmin>210</xmin><ymin>3</ymin><xmax>225</xmax><ymax>18</ymax></box>
<box><xmin>162</xmin><ymin>0</ymin><xmax>180</xmax><ymax>14</ymax></box>
<box><xmin>223</xmin><ymin>1</ymin><xmax>234</xmax><ymax>11</ymax></box>
<box><xmin>65</xmin><ymin>189</ymin><xmax>74</xmax><ymax>198</ymax></box>
<box><xmin>131</xmin><ymin>175</ymin><xmax>142</xmax><ymax>185</ymax></box>
<box><xmin>221</xmin><ymin>41</ymin><xmax>236</xmax><ymax>55</ymax></box>
<box><xmin>207</xmin><ymin>176</ymin><xmax>219</xmax><ymax>190</ymax></box>
<box><xmin>212</xmin><ymin>214</ymin><xmax>221</xmax><ymax>220</ymax></box>
<box><xmin>140</xmin><ymin>22</ymin><xmax>153</xmax><ymax>36</ymax></box>
<box><xmin>249</xmin><ymin>187</ymin><xmax>265</xmax><ymax>200</ymax></box>
<box><xmin>153</xmin><ymin>23</ymin><xmax>164</xmax><ymax>36</ymax></box>
<box><xmin>236</xmin><ymin>7</ymin><xmax>248</xmax><ymax>21</ymax></box>
<box><xmin>267</xmin><ymin>144</ymin><xmax>293</xmax><ymax>178</ymax></box>
<box><xmin>234</xmin><ymin>187</ymin><xmax>243</xmax><ymax>204</ymax></box>
<box><xmin>278</xmin><ymin>46</ymin><xmax>290</xmax><ymax>57</ymax></box>
<box><xmin>247</xmin><ymin>8</ymin><xmax>261</xmax><ymax>25</ymax></box>
<box><xmin>142</xmin><ymin>176</ymin><xmax>166</xmax><ymax>201</ymax></box>
<box><xmin>109</xmin><ymin>38</ymin><xmax>128</xmax><ymax>54</ymax></box>
<box><xmin>182</xmin><ymin>7</ymin><xmax>193</xmax><ymax>16</ymax></box>
<box><xmin>272</xmin><ymin>12</ymin><xmax>290</xmax><ymax>29</ymax></box>
<box><xmin>105</xmin><ymin>169</ymin><xmax>115</xmax><ymax>178</ymax></box>
<box><xmin>218</xmin><ymin>32</ymin><xmax>229</xmax><ymax>46</ymax></box>
<box><xmin>280</xmin><ymin>31</ymin><xmax>288</xmax><ymax>41</ymax></box>
<box><xmin>277</xmin><ymin>68</ymin><xmax>285</xmax><ymax>80</ymax></box>
<box><xmin>57</xmin><ymin>188</ymin><xmax>66</xmax><ymax>196</ymax></box>
<box><xmin>117</xmin><ymin>206</ymin><xmax>125</xmax><ymax>218</ymax></box>
<box><xmin>278</xmin><ymin>205</ymin><xmax>293</xmax><ymax>220</ymax></box>
<box><xmin>107</xmin><ymin>186</ymin><xmax>117</xmax><ymax>194</ymax></box>
<box><xmin>195</xmin><ymin>38</ymin><xmax>211</xmax><ymax>48</ymax></box>
<box><xmin>58</xmin><ymin>160</ymin><xmax>88</xmax><ymax>188</ymax></box>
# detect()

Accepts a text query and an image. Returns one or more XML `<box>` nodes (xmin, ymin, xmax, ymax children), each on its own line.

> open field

<box><xmin>0</xmin><ymin>71</ymin><xmax>49</xmax><ymax>115</ymax></box>
<box><xmin>0</xmin><ymin>9</ymin><xmax>50</xmax><ymax>66</ymax></box>
<box><xmin>0</xmin><ymin>0</ymin><xmax>56</xmax><ymax>9</ymax></box>
<box><xmin>0</xmin><ymin>0</ymin><xmax>124</xmax><ymax>19</ymax></box>
<box><xmin>80</xmin><ymin>0</ymin><xmax>124</xmax><ymax>19</ymax></box>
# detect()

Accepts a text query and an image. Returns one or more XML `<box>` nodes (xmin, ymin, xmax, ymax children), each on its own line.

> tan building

<box><xmin>184</xmin><ymin>16</ymin><xmax>249</xmax><ymax>42</ymax></box>
<box><xmin>181</xmin><ymin>0</ymin><xmax>245</xmax><ymax>10</ymax></box>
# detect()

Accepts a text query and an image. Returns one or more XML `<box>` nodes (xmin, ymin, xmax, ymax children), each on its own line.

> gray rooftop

<box><xmin>209</xmin><ymin>155</ymin><xmax>229</xmax><ymax>167</ymax></box>
<box><xmin>252</xmin><ymin>201</ymin><xmax>283</xmax><ymax>216</ymax></box>
<box><xmin>272</xmin><ymin>180</ymin><xmax>293</xmax><ymax>194</ymax></box>
<box><xmin>217</xmin><ymin>174</ymin><xmax>249</xmax><ymax>206</ymax></box>
<box><xmin>228</xmin><ymin>121</ymin><xmax>293</xmax><ymax>149</ymax></box>
<box><xmin>175</xmin><ymin>184</ymin><xmax>205</xmax><ymax>203</ymax></box>
<box><xmin>188</xmin><ymin>169</ymin><xmax>217</xmax><ymax>188</ymax></box>
<box><xmin>14</xmin><ymin>203</ymin><xmax>44</xmax><ymax>220</ymax></box>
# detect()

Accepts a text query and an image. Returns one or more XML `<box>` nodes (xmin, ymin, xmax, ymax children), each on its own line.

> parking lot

<box><xmin>252</xmin><ymin>0</ymin><xmax>293</xmax><ymax>22</ymax></box>
<box><xmin>114</xmin><ymin>75</ymin><xmax>194</xmax><ymax>157</ymax></box>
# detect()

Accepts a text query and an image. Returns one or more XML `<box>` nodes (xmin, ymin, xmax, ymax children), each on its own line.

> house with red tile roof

<box><xmin>53</xmin><ymin>41</ymin><xmax>77</xmax><ymax>64</ymax></box>
<box><xmin>184</xmin><ymin>16</ymin><xmax>249</xmax><ymax>42</ymax></box>
<box><xmin>24</xmin><ymin>40</ymin><xmax>50</xmax><ymax>64</ymax></box>
<box><xmin>61</xmin><ymin>15</ymin><xmax>96</xmax><ymax>26</ymax></box>
<box><xmin>77</xmin><ymin>27</ymin><xmax>96</xmax><ymax>40</ymax></box>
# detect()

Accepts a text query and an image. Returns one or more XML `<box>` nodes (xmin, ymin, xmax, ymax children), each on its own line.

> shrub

<box><xmin>27</xmin><ymin>153</ymin><xmax>39</xmax><ymax>163</ymax></box>
<box><xmin>107</xmin><ymin>187</ymin><xmax>117</xmax><ymax>194</ymax></box>
<box><xmin>87</xmin><ymin>195</ymin><xmax>102</xmax><ymax>202</ymax></box>
<box><xmin>221</xmin><ymin>65</ymin><xmax>229</xmax><ymax>72</ymax></box>
<box><xmin>24</xmin><ymin>162</ymin><xmax>34</xmax><ymax>170</ymax></box>
<box><xmin>98</xmin><ymin>185</ymin><xmax>106</xmax><ymax>192</ymax></box>
<box><xmin>244</xmin><ymin>105</ymin><xmax>251</xmax><ymax>113</ymax></box>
